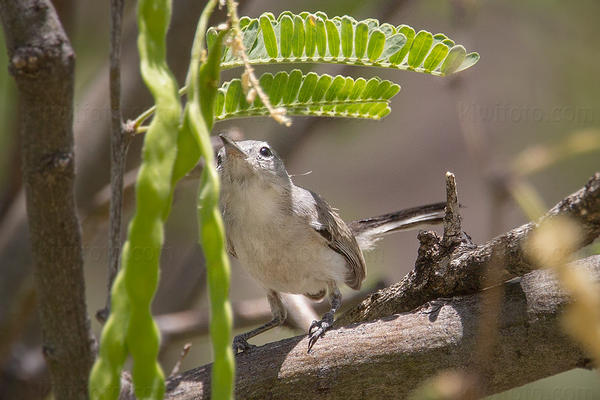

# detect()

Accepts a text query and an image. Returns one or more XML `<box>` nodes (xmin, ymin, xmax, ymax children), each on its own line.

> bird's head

<box><xmin>217</xmin><ymin>134</ymin><xmax>290</xmax><ymax>187</ymax></box>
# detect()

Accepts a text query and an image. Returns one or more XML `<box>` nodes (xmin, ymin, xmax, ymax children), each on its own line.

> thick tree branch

<box><xmin>339</xmin><ymin>173</ymin><xmax>600</xmax><ymax>325</ymax></box>
<box><xmin>162</xmin><ymin>256</ymin><xmax>599</xmax><ymax>400</ymax></box>
<box><xmin>161</xmin><ymin>174</ymin><xmax>600</xmax><ymax>399</ymax></box>
<box><xmin>0</xmin><ymin>1</ymin><xmax>94</xmax><ymax>399</ymax></box>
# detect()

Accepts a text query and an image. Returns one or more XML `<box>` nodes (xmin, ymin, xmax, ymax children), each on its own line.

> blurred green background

<box><xmin>1</xmin><ymin>0</ymin><xmax>599</xmax><ymax>398</ymax></box>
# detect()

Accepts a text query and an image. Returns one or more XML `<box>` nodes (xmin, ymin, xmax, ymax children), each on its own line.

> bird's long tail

<box><xmin>349</xmin><ymin>202</ymin><xmax>447</xmax><ymax>251</ymax></box>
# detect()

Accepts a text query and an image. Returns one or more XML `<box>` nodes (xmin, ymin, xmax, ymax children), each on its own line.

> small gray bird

<box><xmin>217</xmin><ymin>135</ymin><xmax>446</xmax><ymax>352</ymax></box>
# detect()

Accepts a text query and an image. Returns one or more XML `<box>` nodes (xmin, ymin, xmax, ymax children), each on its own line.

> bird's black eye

<box><xmin>259</xmin><ymin>146</ymin><xmax>272</xmax><ymax>157</ymax></box>
<box><xmin>216</xmin><ymin>154</ymin><xmax>223</xmax><ymax>166</ymax></box>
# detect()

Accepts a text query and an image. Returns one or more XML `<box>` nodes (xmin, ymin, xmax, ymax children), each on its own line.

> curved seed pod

<box><xmin>89</xmin><ymin>0</ymin><xmax>184</xmax><ymax>398</ymax></box>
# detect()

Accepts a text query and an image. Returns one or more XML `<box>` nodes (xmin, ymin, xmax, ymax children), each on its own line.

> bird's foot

<box><xmin>233</xmin><ymin>335</ymin><xmax>256</xmax><ymax>354</ymax></box>
<box><xmin>307</xmin><ymin>315</ymin><xmax>333</xmax><ymax>353</ymax></box>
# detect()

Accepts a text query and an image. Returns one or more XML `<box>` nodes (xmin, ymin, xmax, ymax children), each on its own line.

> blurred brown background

<box><xmin>1</xmin><ymin>0</ymin><xmax>599</xmax><ymax>398</ymax></box>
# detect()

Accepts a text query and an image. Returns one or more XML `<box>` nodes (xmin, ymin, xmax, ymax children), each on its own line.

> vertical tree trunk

<box><xmin>0</xmin><ymin>1</ymin><xmax>94</xmax><ymax>399</ymax></box>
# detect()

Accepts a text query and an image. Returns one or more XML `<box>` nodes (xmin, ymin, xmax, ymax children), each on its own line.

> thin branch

<box><xmin>159</xmin><ymin>256</ymin><xmax>599</xmax><ymax>400</ymax></box>
<box><xmin>97</xmin><ymin>0</ymin><xmax>128</xmax><ymax>324</ymax></box>
<box><xmin>0</xmin><ymin>1</ymin><xmax>94</xmax><ymax>398</ymax></box>
<box><xmin>169</xmin><ymin>343</ymin><xmax>192</xmax><ymax>378</ymax></box>
<box><xmin>130</xmin><ymin>85</ymin><xmax>187</xmax><ymax>133</ymax></box>
<box><xmin>339</xmin><ymin>173</ymin><xmax>600</xmax><ymax>325</ymax></box>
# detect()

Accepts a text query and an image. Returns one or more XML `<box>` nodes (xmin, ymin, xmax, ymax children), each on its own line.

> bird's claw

<box><xmin>307</xmin><ymin>319</ymin><xmax>331</xmax><ymax>353</ymax></box>
<box><xmin>233</xmin><ymin>335</ymin><xmax>256</xmax><ymax>354</ymax></box>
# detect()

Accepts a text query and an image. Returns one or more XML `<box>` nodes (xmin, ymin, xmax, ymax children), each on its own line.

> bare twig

<box><xmin>442</xmin><ymin>172</ymin><xmax>462</xmax><ymax>248</ymax></box>
<box><xmin>169</xmin><ymin>343</ymin><xmax>192</xmax><ymax>378</ymax></box>
<box><xmin>0</xmin><ymin>1</ymin><xmax>94</xmax><ymax>398</ymax></box>
<box><xmin>97</xmin><ymin>0</ymin><xmax>129</xmax><ymax>324</ymax></box>
<box><xmin>157</xmin><ymin>256</ymin><xmax>600</xmax><ymax>400</ymax></box>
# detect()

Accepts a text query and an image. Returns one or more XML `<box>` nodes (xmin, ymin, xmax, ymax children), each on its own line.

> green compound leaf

<box><xmin>218</xmin><ymin>11</ymin><xmax>479</xmax><ymax>76</ymax></box>
<box><xmin>214</xmin><ymin>70</ymin><xmax>400</xmax><ymax>121</ymax></box>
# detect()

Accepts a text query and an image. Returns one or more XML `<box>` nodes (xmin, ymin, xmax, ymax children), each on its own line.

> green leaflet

<box><xmin>423</xmin><ymin>42</ymin><xmax>449</xmax><ymax>72</ymax></box>
<box><xmin>280</xmin><ymin>15</ymin><xmax>293</xmax><ymax>58</ymax></box>
<box><xmin>214</xmin><ymin>70</ymin><xmax>400</xmax><ymax>121</ymax></box>
<box><xmin>408</xmin><ymin>30</ymin><xmax>433</xmax><ymax>68</ymax></box>
<box><xmin>89</xmin><ymin>0</ymin><xmax>181</xmax><ymax>399</ymax></box>
<box><xmin>283</xmin><ymin>69</ymin><xmax>303</xmax><ymax>104</ymax></box>
<box><xmin>316</xmin><ymin>17</ymin><xmax>327</xmax><ymax>57</ymax></box>
<box><xmin>367</xmin><ymin>29</ymin><xmax>385</xmax><ymax>61</ymax></box>
<box><xmin>259</xmin><ymin>15</ymin><xmax>278</xmax><ymax>58</ymax></box>
<box><xmin>304</xmin><ymin>14</ymin><xmax>317</xmax><ymax>57</ymax></box>
<box><xmin>218</xmin><ymin>11</ymin><xmax>479</xmax><ymax>76</ymax></box>
<box><xmin>326</xmin><ymin>19</ymin><xmax>340</xmax><ymax>59</ymax></box>
<box><xmin>456</xmin><ymin>51</ymin><xmax>480</xmax><ymax>73</ymax></box>
<box><xmin>341</xmin><ymin>16</ymin><xmax>354</xmax><ymax>58</ymax></box>
<box><xmin>354</xmin><ymin>22</ymin><xmax>368</xmax><ymax>59</ymax></box>
<box><xmin>297</xmin><ymin>72</ymin><xmax>318</xmax><ymax>102</ymax></box>
<box><xmin>292</xmin><ymin>16</ymin><xmax>305</xmax><ymax>57</ymax></box>
<box><xmin>270</xmin><ymin>71</ymin><xmax>289</xmax><ymax>105</ymax></box>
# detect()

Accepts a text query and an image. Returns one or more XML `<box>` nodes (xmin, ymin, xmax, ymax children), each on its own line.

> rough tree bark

<box><xmin>161</xmin><ymin>256</ymin><xmax>598</xmax><ymax>400</ymax></box>
<box><xmin>0</xmin><ymin>1</ymin><xmax>94</xmax><ymax>399</ymax></box>
<box><xmin>339</xmin><ymin>173</ymin><xmax>600</xmax><ymax>325</ymax></box>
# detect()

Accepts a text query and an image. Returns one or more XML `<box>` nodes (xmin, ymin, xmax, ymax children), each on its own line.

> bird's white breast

<box><xmin>223</xmin><ymin>180</ymin><xmax>348</xmax><ymax>296</ymax></box>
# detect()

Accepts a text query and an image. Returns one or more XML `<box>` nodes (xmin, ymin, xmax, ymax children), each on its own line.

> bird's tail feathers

<box><xmin>350</xmin><ymin>202</ymin><xmax>446</xmax><ymax>251</ymax></box>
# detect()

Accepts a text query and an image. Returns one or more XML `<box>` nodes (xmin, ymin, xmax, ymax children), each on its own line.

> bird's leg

<box><xmin>307</xmin><ymin>281</ymin><xmax>341</xmax><ymax>352</ymax></box>
<box><xmin>233</xmin><ymin>290</ymin><xmax>286</xmax><ymax>354</ymax></box>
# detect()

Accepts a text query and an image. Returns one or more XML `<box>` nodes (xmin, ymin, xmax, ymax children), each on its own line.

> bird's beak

<box><xmin>219</xmin><ymin>134</ymin><xmax>245</xmax><ymax>158</ymax></box>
